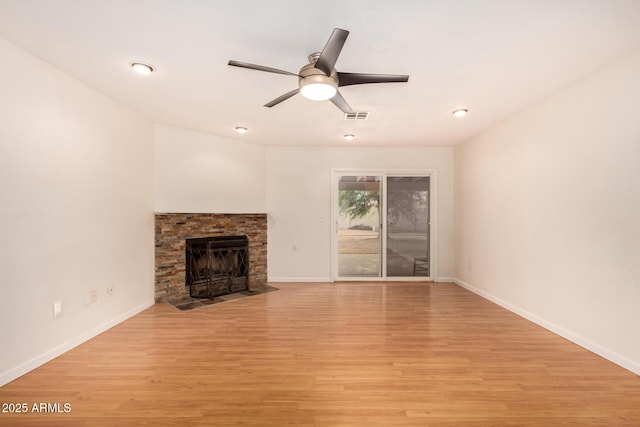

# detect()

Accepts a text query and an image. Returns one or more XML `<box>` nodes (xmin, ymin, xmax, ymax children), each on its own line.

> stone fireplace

<box><xmin>154</xmin><ymin>213</ymin><xmax>267</xmax><ymax>303</ymax></box>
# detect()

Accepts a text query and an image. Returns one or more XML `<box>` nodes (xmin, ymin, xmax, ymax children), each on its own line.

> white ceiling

<box><xmin>1</xmin><ymin>0</ymin><xmax>640</xmax><ymax>147</ymax></box>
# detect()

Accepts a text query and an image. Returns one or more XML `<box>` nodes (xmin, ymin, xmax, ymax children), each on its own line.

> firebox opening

<box><xmin>186</xmin><ymin>235</ymin><xmax>249</xmax><ymax>299</ymax></box>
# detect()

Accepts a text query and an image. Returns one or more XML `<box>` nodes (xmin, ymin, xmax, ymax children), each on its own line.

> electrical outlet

<box><xmin>53</xmin><ymin>301</ymin><xmax>62</xmax><ymax>318</ymax></box>
<box><xmin>90</xmin><ymin>289</ymin><xmax>98</xmax><ymax>303</ymax></box>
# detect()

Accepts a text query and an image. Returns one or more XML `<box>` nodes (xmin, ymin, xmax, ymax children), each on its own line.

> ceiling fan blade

<box><xmin>264</xmin><ymin>89</ymin><xmax>300</xmax><ymax>108</ymax></box>
<box><xmin>330</xmin><ymin>90</ymin><xmax>352</xmax><ymax>113</ymax></box>
<box><xmin>228</xmin><ymin>60</ymin><xmax>299</xmax><ymax>76</ymax></box>
<box><xmin>337</xmin><ymin>72</ymin><xmax>410</xmax><ymax>87</ymax></box>
<box><xmin>315</xmin><ymin>28</ymin><xmax>349</xmax><ymax>75</ymax></box>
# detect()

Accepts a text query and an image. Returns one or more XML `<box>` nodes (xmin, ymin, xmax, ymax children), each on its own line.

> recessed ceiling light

<box><xmin>344</xmin><ymin>134</ymin><xmax>355</xmax><ymax>141</ymax></box>
<box><xmin>131</xmin><ymin>62</ymin><xmax>155</xmax><ymax>75</ymax></box>
<box><xmin>235</xmin><ymin>126</ymin><xmax>248</xmax><ymax>134</ymax></box>
<box><xmin>452</xmin><ymin>108</ymin><xmax>468</xmax><ymax>118</ymax></box>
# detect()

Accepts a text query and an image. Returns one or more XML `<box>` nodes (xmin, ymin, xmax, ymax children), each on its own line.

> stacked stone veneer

<box><xmin>155</xmin><ymin>213</ymin><xmax>267</xmax><ymax>303</ymax></box>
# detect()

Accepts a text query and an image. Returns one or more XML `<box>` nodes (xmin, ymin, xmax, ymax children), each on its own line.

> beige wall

<box><xmin>153</xmin><ymin>124</ymin><xmax>266</xmax><ymax>214</ymax></box>
<box><xmin>266</xmin><ymin>146</ymin><xmax>455</xmax><ymax>281</ymax></box>
<box><xmin>0</xmin><ymin>37</ymin><xmax>155</xmax><ymax>385</ymax></box>
<box><xmin>454</xmin><ymin>50</ymin><xmax>640</xmax><ymax>374</ymax></box>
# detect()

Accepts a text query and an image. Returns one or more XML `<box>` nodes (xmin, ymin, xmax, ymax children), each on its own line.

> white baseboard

<box><xmin>453</xmin><ymin>278</ymin><xmax>640</xmax><ymax>376</ymax></box>
<box><xmin>0</xmin><ymin>298</ymin><xmax>155</xmax><ymax>387</ymax></box>
<box><xmin>268</xmin><ymin>277</ymin><xmax>332</xmax><ymax>283</ymax></box>
<box><xmin>268</xmin><ymin>277</ymin><xmax>457</xmax><ymax>284</ymax></box>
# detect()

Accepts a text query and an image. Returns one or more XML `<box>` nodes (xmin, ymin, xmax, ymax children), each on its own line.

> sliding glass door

<box><xmin>333</xmin><ymin>171</ymin><xmax>432</xmax><ymax>280</ymax></box>
<box><xmin>337</xmin><ymin>176</ymin><xmax>382</xmax><ymax>277</ymax></box>
<box><xmin>386</xmin><ymin>176</ymin><xmax>430</xmax><ymax>277</ymax></box>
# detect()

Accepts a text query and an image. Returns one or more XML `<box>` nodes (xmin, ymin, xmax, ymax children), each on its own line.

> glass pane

<box><xmin>337</xmin><ymin>176</ymin><xmax>381</xmax><ymax>277</ymax></box>
<box><xmin>386</xmin><ymin>176</ymin><xmax>430</xmax><ymax>277</ymax></box>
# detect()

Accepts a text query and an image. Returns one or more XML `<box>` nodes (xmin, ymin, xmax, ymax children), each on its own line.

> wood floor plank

<box><xmin>1</xmin><ymin>282</ymin><xmax>639</xmax><ymax>426</ymax></box>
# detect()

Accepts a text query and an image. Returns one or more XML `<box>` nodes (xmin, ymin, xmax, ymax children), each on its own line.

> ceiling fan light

<box><xmin>300</xmin><ymin>82</ymin><xmax>337</xmax><ymax>101</ymax></box>
<box><xmin>299</xmin><ymin>73</ymin><xmax>338</xmax><ymax>101</ymax></box>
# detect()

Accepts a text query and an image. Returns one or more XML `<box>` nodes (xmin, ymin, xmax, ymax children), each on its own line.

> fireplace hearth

<box><xmin>186</xmin><ymin>235</ymin><xmax>249</xmax><ymax>298</ymax></box>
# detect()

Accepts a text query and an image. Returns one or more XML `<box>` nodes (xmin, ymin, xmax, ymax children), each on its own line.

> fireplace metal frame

<box><xmin>185</xmin><ymin>235</ymin><xmax>249</xmax><ymax>299</ymax></box>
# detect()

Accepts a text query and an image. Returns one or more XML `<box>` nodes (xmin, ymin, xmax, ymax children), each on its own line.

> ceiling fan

<box><xmin>228</xmin><ymin>28</ymin><xmax>409</xmax><ymax>113</ymax></box>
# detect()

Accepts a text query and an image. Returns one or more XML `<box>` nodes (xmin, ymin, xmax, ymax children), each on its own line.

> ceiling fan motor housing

<box><xmin>298</xmin><ymin>53</ymin><xmax>338</xmax><ymax>100</ymax></box>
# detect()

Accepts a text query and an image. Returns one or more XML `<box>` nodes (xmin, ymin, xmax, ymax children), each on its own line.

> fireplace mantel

<box><xmin>154</xmin><ymin>213</ymin><xmax>267</xmax><ymax>303</ymax></box>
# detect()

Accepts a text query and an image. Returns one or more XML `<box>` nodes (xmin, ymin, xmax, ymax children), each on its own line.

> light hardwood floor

<box><xmin>1</xmin><ymin>282</ymin><xmax>639</xmax><ymax>426</ymax></box>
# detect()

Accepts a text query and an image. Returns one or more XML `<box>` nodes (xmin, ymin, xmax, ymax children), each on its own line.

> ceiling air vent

<box><xmin>344</xmin><ymin>112</ymin><xmax>369</xmax><ymax>120</ymax></box>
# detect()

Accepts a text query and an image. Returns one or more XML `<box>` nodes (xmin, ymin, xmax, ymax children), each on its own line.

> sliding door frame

<box><xmin>330</xmin><ymin>168</ymin><xmax>437</xmax><ymax>282</ymax></box>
